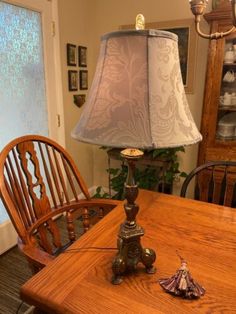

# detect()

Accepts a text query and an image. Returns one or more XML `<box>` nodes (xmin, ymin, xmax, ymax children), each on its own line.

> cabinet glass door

<box><xmin>217</xmin><ymin>38</ymin><xmax>236</xmax><ymax>142</ymax></box>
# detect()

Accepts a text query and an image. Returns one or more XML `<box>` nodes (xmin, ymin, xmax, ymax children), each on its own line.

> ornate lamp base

<box><xmin>111</xmin><ymin>220</ymin><xmax>156</xmax><ymax>285</ymax></box>
<box><xmin>111</xmin><ymin>149</ymin><xmax>156</xmax><ymax>285</ymax></box>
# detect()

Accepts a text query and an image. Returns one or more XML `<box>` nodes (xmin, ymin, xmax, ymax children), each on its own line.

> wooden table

<box><xmin>20</xmin><ymin>189</ymin><xmax>236</xmax><ymax>313</ymax></box>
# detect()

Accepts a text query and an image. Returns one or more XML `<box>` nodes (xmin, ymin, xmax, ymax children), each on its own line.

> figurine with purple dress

<box><xmin>159</xmin><ymin>254</ymin><xmax>205</xmax><ymax>299</ymax></box>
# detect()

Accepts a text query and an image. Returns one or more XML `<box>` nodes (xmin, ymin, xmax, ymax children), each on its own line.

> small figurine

<box><xmin>158</xmin><ymin>254</ymin><xmax>205</xmax><ymax>299</ymax></box>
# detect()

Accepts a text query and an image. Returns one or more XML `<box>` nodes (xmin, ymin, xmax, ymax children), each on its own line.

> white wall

<box><xmin>57</xmin><ymin>0</ymin><xmax>96</xmax><ymax>187</ymax></box>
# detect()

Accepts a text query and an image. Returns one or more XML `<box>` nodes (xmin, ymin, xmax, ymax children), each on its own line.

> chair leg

<box><xmin>27</xmin><ymin>259</ymin><xmax>41</xmax><ymax>275</ymax></box>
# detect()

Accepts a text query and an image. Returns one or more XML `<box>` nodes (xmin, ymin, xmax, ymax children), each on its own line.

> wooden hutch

<box><xmin>198</xmin><ymin>2</ymin><xmax>236</xmax><ymax>165</ymax></box>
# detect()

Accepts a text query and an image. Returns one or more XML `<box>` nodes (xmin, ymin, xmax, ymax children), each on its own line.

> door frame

<box><xmin>0</xmin><ymin>0</ymin><xmax>64</xmax><ymax>254</ymax></box>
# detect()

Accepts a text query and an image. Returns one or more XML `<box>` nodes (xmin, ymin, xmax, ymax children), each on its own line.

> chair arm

<box><xmin>18</xmin><ymin>238</ymin><xmax>55</xmax><ymax>270</ymax></box>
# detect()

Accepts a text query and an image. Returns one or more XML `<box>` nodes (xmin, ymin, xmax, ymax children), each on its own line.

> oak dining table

<box><xmin>20</xmin><ymin>189</ymin><xmax>236</xmax><ymax>313</ymax></box>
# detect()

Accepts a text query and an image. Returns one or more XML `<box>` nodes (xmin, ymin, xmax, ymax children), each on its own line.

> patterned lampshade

<box><xmin>72</xmin><ymin>29</ymin><xmax>202</xmax><ymax>149</ymax></box>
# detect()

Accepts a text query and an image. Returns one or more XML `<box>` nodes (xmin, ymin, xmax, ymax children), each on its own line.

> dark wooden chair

<box><xmin>0</xmin><ymin>135</ymin><xmax>121</xmax><ymax>272</ymax></box>
<box><xmin>180</xmin><ymin>161</ymin><xmax>236</xmax><ymax>207</ymax></box>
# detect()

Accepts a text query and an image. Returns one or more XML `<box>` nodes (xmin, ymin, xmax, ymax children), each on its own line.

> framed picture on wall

<box><xmin>68</xmin><ymin>70</ymin><xmax>78</xmax><ymax>91</ymax></box>
<box><xmin>79</xmin><ymin>70</ymin><xmax>88</xmax><ymax>90</ymax></box>
<box><xmin>67</xmin><ymin>43</ymin><xmax>77</xmax><ymax>66</ymax></box>
<box><xmin>78</xmin><ymin>46</ymin><xmax>87</xmax><ymax>67</ymax></box>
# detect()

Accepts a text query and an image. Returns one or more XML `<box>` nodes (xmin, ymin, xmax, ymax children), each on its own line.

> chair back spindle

<box><xmin>181</xmin><ymin>161</ymin><xmax>236</xmax><ymax>208</ymax></box>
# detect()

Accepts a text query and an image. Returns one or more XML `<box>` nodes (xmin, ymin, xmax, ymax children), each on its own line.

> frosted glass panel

<box><xmin>0</xmin><ymin>2</ymin><xmax>48</xmax><ymax>223</ymax></box>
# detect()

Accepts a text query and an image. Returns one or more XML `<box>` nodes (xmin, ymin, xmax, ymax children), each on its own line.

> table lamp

<box><xmin>72</xmin><ymin>16</ymin><xmax>202</xmax><ymax>284</ymax></box>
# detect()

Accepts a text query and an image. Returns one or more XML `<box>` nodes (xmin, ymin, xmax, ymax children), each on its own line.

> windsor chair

<box><xmin>0</xmin><ymin>135</ymin><xmax>120</xmax><ymax>272</ymax></box>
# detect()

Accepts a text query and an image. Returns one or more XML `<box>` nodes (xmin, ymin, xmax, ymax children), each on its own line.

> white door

<box><xmin>0</xmin><ymin>0</ymin><xmax>64</xmax><ymax>254</ymax></box>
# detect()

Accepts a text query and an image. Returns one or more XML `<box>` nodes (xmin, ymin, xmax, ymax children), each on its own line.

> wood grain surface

<box><xmin>20</xmin><ymin>189</ymin><xmax>236</xmax><ymax>313</ymax></box>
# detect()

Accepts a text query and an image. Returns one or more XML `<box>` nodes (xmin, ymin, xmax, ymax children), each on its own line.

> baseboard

<box><xmin>87</xmin><ymin>185</ymin><xmax>98</xmax><ymax>197</ymax></box>
<box><xmin>0</xmin><ymin>220</ymin><xmax>17</xmax><ymax>255</ymax></box>
<box><xmin>83</xmin><ymin>186</ymin><xmax>111</xmax><ymax>198</ymax></box>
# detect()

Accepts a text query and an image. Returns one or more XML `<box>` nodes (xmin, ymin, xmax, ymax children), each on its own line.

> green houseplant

<box><xmin>93</xmin><ymin>147</ymin><xmax>187</xmax><ymax>200</ymax></box>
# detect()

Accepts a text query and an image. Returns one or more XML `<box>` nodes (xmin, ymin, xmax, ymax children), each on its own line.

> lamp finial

<box><xmin>135</xmin><ymin>14</ymin><xmax>145</xmax><ymax>30</ymax></box>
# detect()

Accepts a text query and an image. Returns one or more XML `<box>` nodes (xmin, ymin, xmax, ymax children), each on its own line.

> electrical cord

<box><xmin>62</xmin><ymin>246</ymin><xmax>117</xmax><ymax>253</ymax></box>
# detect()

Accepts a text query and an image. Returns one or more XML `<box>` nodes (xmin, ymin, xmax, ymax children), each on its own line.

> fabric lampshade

<box><xmin>72</xmin><ymin>29</ymin><xmax>202</xmax><ymax>149</ymax></box>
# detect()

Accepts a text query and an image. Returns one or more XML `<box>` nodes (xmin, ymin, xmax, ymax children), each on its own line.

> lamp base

<box><xmin>111</xmin><ymin>148</ymin><xmax>156</xmax><ymax>285</ymax></box>
<box><xmin>111</xmin><ymin>219</ymin><xmax>156</xmax><ymax>285</ymax></box>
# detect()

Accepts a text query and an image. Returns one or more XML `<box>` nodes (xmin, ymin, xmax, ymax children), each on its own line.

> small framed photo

<box><xmin>73</xmin><ymin>94</ymin><xmax>86</xmax><ymax>108</ymax></box>
<box><xmin>68</xmin><ymin>70</ymin><xmax>78</xmax><ymax>91</ymax></box>
<box><xmin>78</xmin><ymin>46</ymin><xmax>87</xmax><ymax>67</ymax></box>
<box><xmin>67</xmin><ymin>43</ymin><xmax>76</xmax><ymax>66</ymax></box>
<box><xmin>79</xmin><ymin>70</ymin><xmax>88</xmax><ymax>90</ymax></box>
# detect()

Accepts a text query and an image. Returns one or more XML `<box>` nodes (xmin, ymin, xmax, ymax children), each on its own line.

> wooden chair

<box><xmin>180</xmin><ymin>160</ymin><xmax>236</xmax><ymax>207</ymax></box>
<box><xmin>0</xmin><ymin>135</ymin><xmax>121</xmax><ymax>272</ymax></box>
